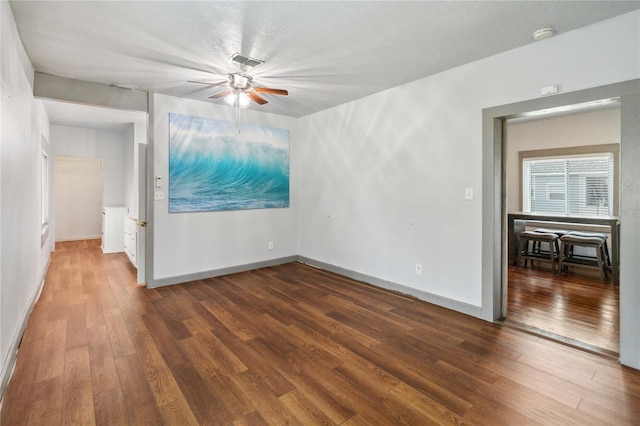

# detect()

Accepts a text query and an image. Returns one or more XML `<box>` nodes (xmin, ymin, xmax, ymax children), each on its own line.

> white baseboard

<box><xmin>55</xmin><ymin>235</ymin><xmax>101</xmax><ymax>242</ymax></box>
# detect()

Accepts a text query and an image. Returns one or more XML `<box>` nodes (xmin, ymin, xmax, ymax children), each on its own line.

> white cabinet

<box><xmin>101</xmin><ymin>206</ymin><xmax>128</xmax><ymax>253</ymax></box>
<box><xmin>124</xmin><ymin>215</ymin><xmax>137</xmax><ymax>268</ymax></box>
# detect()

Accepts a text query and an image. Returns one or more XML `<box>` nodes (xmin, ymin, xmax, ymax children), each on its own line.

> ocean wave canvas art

<box><xmin>169</xmin><ymin>113</ymin><xmax>290</xmax><ymax>212</ymax></box>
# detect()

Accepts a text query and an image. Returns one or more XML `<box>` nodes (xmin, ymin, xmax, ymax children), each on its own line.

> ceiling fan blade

<box><xmin>209</xmin><ymin>89</ymin><xmax>232</xmax><ymax>99</ymax></box>
<box><xmin>247</xmin><ymin>92</ymin><xmax>268</xmax><ymax>105</ymax></box>
<box><xmin>254</xmin><ymin>87</ymin><xmax>288</xmax><ymax>96</ymax></box>
<box><xmin>189</xmin><ymin>80</ymin><xmax>228</xmax><ymax>87</ymax></box>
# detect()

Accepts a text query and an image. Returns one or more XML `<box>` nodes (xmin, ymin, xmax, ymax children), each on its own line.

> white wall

<box><xmin>296</xmin><ymin>11</ymin><xmax>640</xmax><ymax>309</ymax></box>
<box><xmin>123</xmin><ymin>124</ymin><xmax>136</xmax><ymax>214</ymax></box>
<box><xmin>50</xmin><ymin>125</ymin><xmax>129</xmax><ymax>242</ymax></box>
<box><xmin>54</xmin><ymin>156</ymin><xmax>103</xmax><ymax>241</ymax></box>
<box><xmin>0</xmin><ymin>1</ymin><xmax>51</xmax><ymax>393</ymax></box>
<box><xmin>152</xmin><ymin>94</ymin><xmax>297</xmax><ymax>282</ymax></box>
<box><xmin>506</xmin><ymin>107</ymin><xmax>621</xmax><ymax>212</ymax></box>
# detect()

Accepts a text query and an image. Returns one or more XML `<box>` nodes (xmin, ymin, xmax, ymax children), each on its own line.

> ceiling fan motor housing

<box><xmin>229</xmin><ymin>73</ymin><xmax>252</xmax><ymax>90</ymax></box>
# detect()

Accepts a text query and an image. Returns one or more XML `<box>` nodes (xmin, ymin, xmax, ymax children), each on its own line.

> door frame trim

<box><xmin>481</xmin><ymin>79</ymin><xmax>640</xmax><ymax>368</ymax></box>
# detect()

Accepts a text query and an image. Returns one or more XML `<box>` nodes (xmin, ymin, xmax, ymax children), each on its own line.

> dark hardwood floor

<box><xmin>1</xmin><ymin>240</ymin><xmax>639</xmax><ymax>425</ymax></box>
<box><xmin>507</xmin><ymin>264</ymin><xmax>619</xmax><ymax>356</ymax></box>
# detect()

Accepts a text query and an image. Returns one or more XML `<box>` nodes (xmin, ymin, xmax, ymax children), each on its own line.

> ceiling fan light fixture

<box><xmin>192</xmin><ymin>71</ymin><xmax>285</xmax><ymax>108</ymax></box>
<box><xmin>225</xmin><ymin>90</ymin><xmax>251</xmax><ymax>108</ymax></box>
<box><xmin>237</xmin><ymin>92</ymin><xmax>251</xmax><ymax>108</ymax></box>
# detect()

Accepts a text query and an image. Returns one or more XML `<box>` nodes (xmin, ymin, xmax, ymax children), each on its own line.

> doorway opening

<box><xmin>54</xmin><ymin>156</ymin><xmax>104</xmax><ymax>241</ymax></box>
<box><xmin>481</xmin><ymin>79</ymin><xmax>640</xmax><ymax>368</ymax></box>
<box><xmin>502</xmin><ymin>104</ymin><xmax>621</xmax><ymax>356</ymax></box>
<box><xmin>43</xmin><ymin>100</ymin><xmax>148</xmax><ymax>286</ymax></box>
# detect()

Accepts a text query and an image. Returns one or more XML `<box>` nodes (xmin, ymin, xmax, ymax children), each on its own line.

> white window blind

<box><xmin>522</xmin><ymin>154</ymin><xmax>613</xmax><ymax>217</ymax></box>
<box><xmin>41</xmin><ymin>151</ymin><xmax>49</xmax><ymax>226</ymax></box>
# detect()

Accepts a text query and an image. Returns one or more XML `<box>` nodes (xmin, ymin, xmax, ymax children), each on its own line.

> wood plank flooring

<box><xmin>507</xmin><ymin>265</ymin><xmax>619</xmax><ymax>355</ymax></box>
<box><xmin>2</xmin><ymin>240</ymin><xmax>639</xmax><ymax>425</ymax></box>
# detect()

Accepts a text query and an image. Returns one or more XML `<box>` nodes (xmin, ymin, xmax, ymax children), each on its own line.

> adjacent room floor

<box><xmin>1</xmin><ymin>240</ymin><xmax>638</xmax><ymax>424</ymax></box>
<box><xmin>506</xmin><ymin>264</ymin><xmax>619</xmax><ymax>356</ymax></box>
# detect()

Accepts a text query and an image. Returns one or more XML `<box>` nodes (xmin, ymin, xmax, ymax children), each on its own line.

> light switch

<box><xmin>464</xmin><ymin>187</ymin><xmax>474</xmax><ymax>200</ymax></box>
<box><xmin>155</xmin><ymin>176</ymin><xmax>163</xmax><ymax>188</ymax></box>
<box><xmin>154</xmin><ymin>191</ymin><xmax>164</xmax><ymax>201</ymax></box>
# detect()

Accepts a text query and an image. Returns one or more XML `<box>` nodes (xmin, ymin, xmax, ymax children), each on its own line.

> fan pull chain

<box><xmin>235</xmin><ymin>99</ymin><xmax>241</xmax><ymax>141</ymax></box>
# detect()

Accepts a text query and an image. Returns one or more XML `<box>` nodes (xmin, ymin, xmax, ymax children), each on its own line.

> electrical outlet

<box><xmin>268</xmin><ymin>242</ymin><xmax>274</xmax><ymax>251</ymax></box>
<box><xmin>415</xmin><ymin>264</ymin><xmax>422</xmax><ymax>275</ymax></box>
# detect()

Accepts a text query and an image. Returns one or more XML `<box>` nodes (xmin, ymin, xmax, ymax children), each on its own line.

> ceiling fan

<box><xmin>189</xmin><ymin>73</ymin><xmax>288</xmax><ymax>108</ymax></box>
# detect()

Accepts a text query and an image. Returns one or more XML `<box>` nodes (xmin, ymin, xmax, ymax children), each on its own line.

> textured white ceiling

<box><xmin>10</xmin><ymin>1</ymin><xmax>640</xmax><ymax>119</ymax></box>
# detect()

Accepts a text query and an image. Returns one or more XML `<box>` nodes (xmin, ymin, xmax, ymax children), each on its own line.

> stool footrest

<box><xmin>561</xmin><ymin>256</ymin><xmax>600</xmax><ymax>267</ymax></box>
<box><xmin>520</xmin><ymin>252</ymin><xmax>559</xmax><ymax>261</ymax></box>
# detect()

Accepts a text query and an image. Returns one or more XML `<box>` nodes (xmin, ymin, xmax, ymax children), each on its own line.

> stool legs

<box><xmin>517</xmin><ymin>238</ymin><xmax>526</xmax><ymax>268</ymax></box>
<box><xmin>597</xmin><ymin>249</ymin><xmax>606</xmax><ymax>282</ymax></box>
<box><xmin>517</xmin><ymin>232</ymin><xmax>559</xmax><ymax>274</ymax></box>
<box><xmin>548</xmin><ymin>244</ymin><xmax>555</xmax><ymax>274</ymax></box>
<box><xmin>559</xmin><ymin>236</ymin><xmax>608</xmax><ymax>283</ymax></box>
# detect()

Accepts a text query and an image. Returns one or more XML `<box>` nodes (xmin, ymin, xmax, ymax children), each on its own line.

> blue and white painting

<box><xmin>168</xmin><ymin>113</ymin><xmax>290</xmax><ymax>212</ymax></box>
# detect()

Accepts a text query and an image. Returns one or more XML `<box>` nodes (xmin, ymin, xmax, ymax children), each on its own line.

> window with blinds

<box><xmin>41</xmin><ymin>150</ymin><xmax>49</xmax><ymax>227</ymax></box>
<box><xmin>522</xmin><ymin>154</ymin><xmax>614</xmax><ymax>216</ymax></box>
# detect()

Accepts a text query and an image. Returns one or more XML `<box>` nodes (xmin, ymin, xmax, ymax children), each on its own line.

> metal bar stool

<box><xmin>517</xmin><ymin>231</ymin><xmax>560</xmax><ymax>274</ymax></box>
<box><xmin>559</xmin><ymin>234</ymin><xmax>608</xmax><ymax>282</ymax></box>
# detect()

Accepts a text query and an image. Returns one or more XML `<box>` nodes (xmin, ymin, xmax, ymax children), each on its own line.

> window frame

<box><xmin>519</xmin><ymin>144</ymin><xmax>619</xmax><ymax>216</ymax></box>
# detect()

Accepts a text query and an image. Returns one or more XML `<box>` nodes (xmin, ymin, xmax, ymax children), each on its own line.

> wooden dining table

<box><xmin>507</xmin><ymin>212</ymin><xmax>620</xmax><ymax>285</ymax></box>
